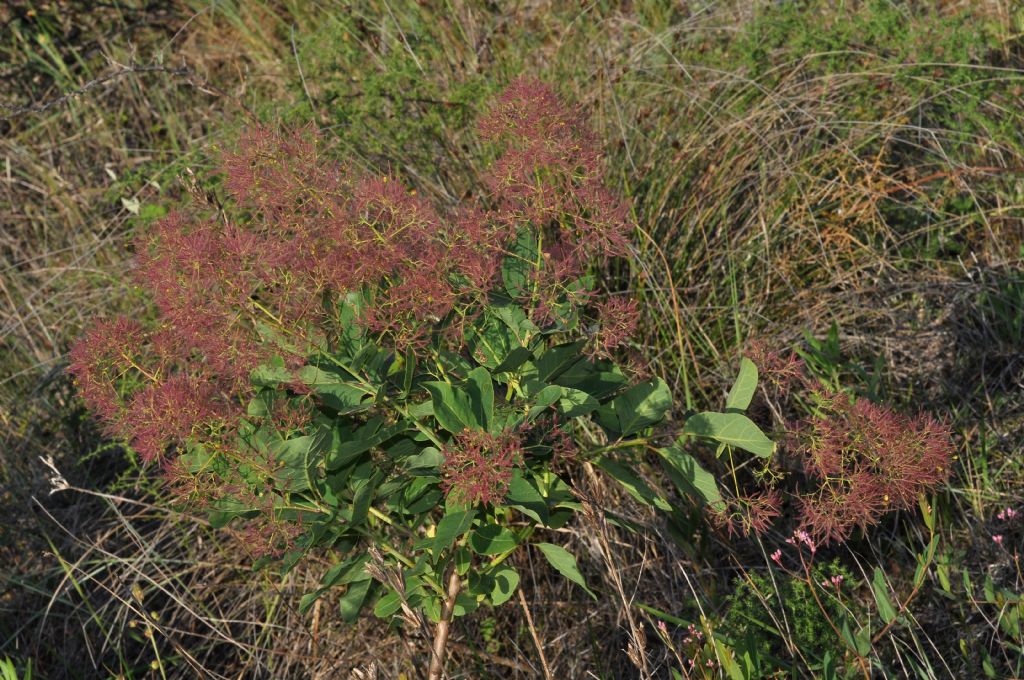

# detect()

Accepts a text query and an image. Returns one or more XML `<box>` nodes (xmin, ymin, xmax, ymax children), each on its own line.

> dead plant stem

<box><xmin>517</xmin><ymin>587</ymin><xmax>553</xmax><ymax>680</ymax></box>
<box><xmin>426</xmin><ymin>568</ymin><xmax>461</xmax><ymax>680</ymax></box>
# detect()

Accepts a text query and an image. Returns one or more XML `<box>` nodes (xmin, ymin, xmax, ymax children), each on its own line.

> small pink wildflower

<box><xmin>997</xmin><ymin>507</ymin><xmax>1018</xmax><ymax>521</ymax></box>
<box><xmin>993</xmin><ymin>534</ymin><xmax>1004</xmax><ymax>546</ymax></box>
<box><xmin>789</xmin><ymin>529</ymin><xmax>816</xmax><ymax>553</ymax></box>
<box><xmin>770</xmin><ymin>549</ymin><xmax>783</xmax><ymax>565</ymax></box>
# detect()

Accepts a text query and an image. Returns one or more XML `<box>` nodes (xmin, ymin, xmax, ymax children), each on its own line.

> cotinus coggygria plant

<box><xmin>69</xmin><ymin>79</ymin><xmax>774</xmax><ymax>676</ymax></box>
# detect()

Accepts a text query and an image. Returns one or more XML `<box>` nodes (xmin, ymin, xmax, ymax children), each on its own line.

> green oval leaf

<box><xmin>490</xmin><ymin>566</ymin><xmax>520</xmax><ymax>606</ymax></box>
<box><xmin>595</xmin><ymin>378</ymin><xmax>672</xmax><ymax>436</ymax></box>
<box><xmin>682</xmin><ymin>411</ymin><xmax>775</xmax><ymax>458</ymax></box>
<box><xmin>557</xmin><ymin>387</ymin><xmax>599</xmax><ymax>418</ymax></box>
<box><xmin>725</xmin><ymin>357</ymin><xmax>758</xmax><ymax>412</ymax></box>
<box><xmin>433</xmin><ymin>508</ymin><xmax>477</xmax><ymax>560</ymax></box>
<box><xmin>502</xmin><ymin>228</ymin><xmax>540</xmax><ymax>299</ymax></box>
<box><xmin>505</xmin><ymin>471</ymin><xmax>549</xmax><ymax>525</ymax></box>
<box><xmin>657</xmin><ymin>439</ymin><xmax>725</xmax><ymax>511</ymax></box>
<box><xmin>531</xmin><ymin>341</ymin><xmax>587</xmax><ymax>383</ymax></box>
<box><xmin>373</xmin><ymin>589</ymin><xmax>402</xmax><ymax>618</ymax></box>
<box><xmin>327</xmin><ymin>418</ymin><xmax>410</xmax><ymax>470</ymax></box>
<box><xmin>425</xmin><ymin>381</ymin><xmax>478</xmax><ymax>434</ymax></box>
<box><xmin>466</xmin><ymin>367</ymin><xmax>494</xmax><ymax>430</ymax></box>
<box><xmin>872</xmin><ymin>567</ymin><xmax>898</xmax><ymax>624</ymax></box>
<box><xmin>469</xmin><ymin>524</ymin><xmax>519</xmax><ymax>555</ymax></box>
<box><xmin>536</xmin><ymin>542</ymin><xmax>595</xmax><ymax>599</ymax></box>
<box><xmin>528</xmin><ymin>384</ymin><xmax>564</xmax><ymax>420</ymax></box>
<box><xmin>297</xmin><ymin>364</ymin><xmax>373</xmax><ymax>414</ymax></box>
<box><xmin>595</xmin><ymin>457</ymin><xmax>672</xmax><ymax>512</ymax></box>
<box><xmin>339</xmin><ymin>579</ymin><xmax>373</xmax><ymax>623</ymax></box>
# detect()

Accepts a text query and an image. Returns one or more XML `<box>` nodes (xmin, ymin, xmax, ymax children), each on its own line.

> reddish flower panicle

<box><xmin>590</xmin><ymin>296</ymin><xmax>641</xmax><ymax>358</ymax></box>
<box><xmin>68</xmin><ymin>316</ymin><xmax>148</xmax><ymax>423</ymax></box>
<box><xmin>746</xmin><ymin>340</ymin><xmax>806</xmax><ymax>392</ymax></box>
<box><xmin>441</xmin><ymin>429</ymin><xmax>524</xmax><ymax>506</ymax></box>
<box><xmin>796</xmin><ymin>396</ymin><xmax>953</xmax><ymax>544</ymax></box>
<box><xmin>68</xmin><ymin>80</ymin><xmax>641</xmax><ymax>539</ymax></box>
<box><xmin>121</xmin><ymin>375</ymin><xmax>221</xmax><ymax>462</ymax></box>
<box><xmin>478</xmin><ymin>78</ymin><xmax>634</xmax><ymax>321</ymax></box>
<box><xmin>710</xmin><ymin>490</ymin><xmax>782</xmax><ymax>538</ymax></box>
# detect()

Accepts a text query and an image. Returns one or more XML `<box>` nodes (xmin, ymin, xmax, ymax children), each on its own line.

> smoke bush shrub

<box><xmin>688</xmin><ymin>344</ymin><xmax>954</xmax><ymax>548</ymax></box>
<box><xmin>68</xmin><ymin>75</ymin><xmax>957</xmax><ymax>673</ymax></box>
<box><xmin>71</xmin><ymin>78</ymin><xmax>777</xmax><ymax>673</ymax></box>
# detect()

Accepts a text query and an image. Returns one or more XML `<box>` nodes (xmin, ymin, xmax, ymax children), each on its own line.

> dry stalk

<box><xmin>579</xmin><ymin>467</ymin><xmax>653</xmax><ymax>679</ymax></box>
<box><xmin>427</xmin><ymin>568</ymin><xmax>462</xmax><ymax>680</ymax></box>
<box><xmin>517</xmin><ymin>587</ymin><xmax>553</xmax><ymax>680</ymax></box>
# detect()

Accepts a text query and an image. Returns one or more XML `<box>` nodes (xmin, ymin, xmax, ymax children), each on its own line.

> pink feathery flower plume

<box><xmin>797</xmin><ymin>395</ymin><xmax>953</xmax><ymax>544</ymax></box>
<box><xmin>441</xmin><ymin>430</ymin><xmax>524</xmax><ymax>506</ymax></box>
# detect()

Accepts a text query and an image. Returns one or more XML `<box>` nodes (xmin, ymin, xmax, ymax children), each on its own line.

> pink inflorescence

<box><xmin>121</xmin><ymin>375</ymin><xmax>222</xmax><ymax>462</ymax></box>
<box><xmin>746</xmin><ymin>340</ymin><xmax>806</xmax><ymax>392</ymax></box>
<box><xmin>796</xmin><ymin>394</ymin><xmax>953</xmax><ymax>544</ymax></box>
<box><xmin>710</xmin><ymin>490</ymin><xmax>783</xmax><ymax>538</ymax></box>
<box><xmin>441</xmin><ymin>429</ymin><xmax>525</xmax><ymax>506</ymax></box>
<box><xmin>70</xmin><ymin>78</ymin><xmax>634</xmax><ymax>466</ymax></box>
<box><xmin>590</xmin><ymin>297</ymin><xmax>641</xmax><ymax>359</ymax></box>
<box><xmin>478</xmin><ymin>77</ymin><xmax>634</xmax><ymax>326</ymax></box>
<box><xmin>68</xmin><ymin>79</ymin><xmax>639</xmax><ymax>557</ymax></box>
<box><xmin>786</xmin><ymin>529</ymin><xmax>817</xmax><ymax>554</ymax></box>
<box><xmin>68</xmin><ymin>316</ymin><xmax>147</xmax><ymax>423</ymax></box>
